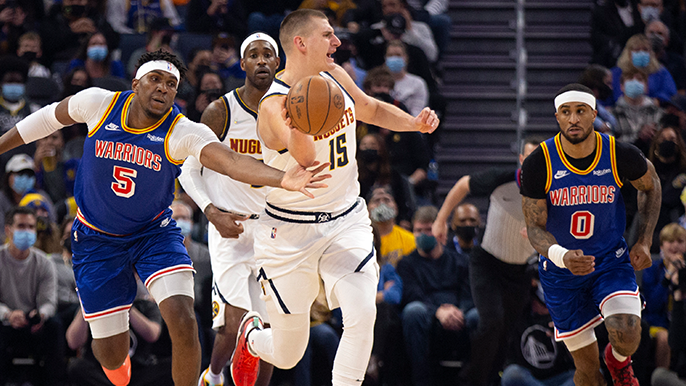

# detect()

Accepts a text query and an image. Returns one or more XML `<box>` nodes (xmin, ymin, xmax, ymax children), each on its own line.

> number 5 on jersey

<box><xmin>112</xmin><ymin>165</ymin><xmax>137</xmax><ymax>198</ymax></box>
<box><xmin>329</xmin><ymin>133</ymin><xmax>349</xmax><ymax>170</ymax></box>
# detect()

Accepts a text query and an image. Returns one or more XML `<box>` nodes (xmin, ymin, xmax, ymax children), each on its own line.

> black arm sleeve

<box><xmin>615</xmin><ymin>141</ymin><xmax>648</xmax><ymax>181</ymax></box>
<box><xmin>468</xmin><ymin>167</ymin><xmax>517</xmax><ymax>197</ymax></box>
<box><xmin>519</xmin><ymin>146</ymin><xmax>548</xmax><ymax>199</ymax></box>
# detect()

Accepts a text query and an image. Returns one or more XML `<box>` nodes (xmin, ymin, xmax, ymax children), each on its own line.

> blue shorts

<box><xmin>72</xmin><ymin>208</ymin><xmax>194</xmax><ymax>320</ymax></box>
<box><xmin>539</xmin><ymin>246</ymin><xmax>638</xmax><ymax>339</ymax></box>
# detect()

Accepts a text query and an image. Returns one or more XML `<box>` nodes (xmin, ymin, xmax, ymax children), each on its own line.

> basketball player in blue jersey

<box><xmin>229</xmin><ymin>9</ymin><xmax>439</xmax><ymax>386</ymax></box>
<box><xmin>0</xmin><ymin>50</ymin><xmax>330</xmax><ymax>386</ymax></box>
<box><xmin>520</xmin><ymin>84</ymin><xmax>661</xmax><ymax>386</ymax></box>
<box><xmin>179</xmin><ymin>33</ymin><xmax>280</xmax><ymax>386</ymax></box>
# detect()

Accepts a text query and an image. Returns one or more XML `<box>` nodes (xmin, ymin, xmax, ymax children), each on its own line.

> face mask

<box><xmin>598</xmin><ymin>83</ymin><xmax>613</xmax><ymax>101</ymax></box>
<box><xmin>21</xmin><ymin>51</ymin><xmax>37</xmax><ymax>62</ymax></box>
<box><xmin>176</xmin><ymin>219</ymin><xmax>192</xmax><ymax>237</ymax></box>
<box><xmin>415</xmin><ymin>233</ymin><xmax>437</xmax><ymax>252</ymax></box>
<box><xmin>63</xmin><ymin>4</ymin><xmax>86</xmax><ymax>19</ymax></box>
<box><xmin>62</xmin><ymin>236</ymin><xmax>72</xmax><ymax>253</ymax></box>
<box><xmin>453</xmin><ymin>225</ymin><xmax>477</xmax><ymax>241</ymax></box>
<box><xmin>659</xmin><ymin>140</ymin><xmax>678</xmax><ymax>158</ymax></box>
<box><xmin>624</xmin><ymin>79</ymin><xmax>646</xmax><ymax>98</ymax></box>
<box><xmin>11</xmin><ymin>174</ymin><xmax>35</xmax><ymax>194</ymax></box>
<box><xmin>385</xmin><ymin>56</ymin><xmax>405</xmax><ymax>73</ymax></box>
<box><xmin>631</xmin><ymin>50</ymin><xmax>651</xmax><ymax>68</ymax></box>
<box><xmin>2</xmin><ymin>83</ymin><xmax>24</xmax><ymax>101</ymax></box>
<box><xmin>87</xmin><ymin>45</ymin><xmax>108</xmax><ymax>61</ymax></box>
<box><xmin>359</xmin><ymin>149</ymin><xmax>380</xmax><ymax>163</ymax></box>
<box><xmin>36</xmin><ymin>216</ymin><xmax>50</xmax><ymax>233</ymax></box>
<box><xmin>641</xmin><ymin>6</ymin><xmax>660</xmax><ymax>22</ymax></box>
<box><xmin>370</xmin><ymin>203</ymin><xmax>397</xmax><ymax>223</ymax></box>
<box><xmin>649</xmin><ymin>33</ymin><xmax>666</xmax><ymax>53</ymax></box>
<box><xmin>13</xmin><ymin>230</ymin><xmax>36</xmax><ymax>251</ymax></box>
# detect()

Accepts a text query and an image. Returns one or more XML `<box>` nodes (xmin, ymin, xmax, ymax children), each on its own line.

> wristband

<box><xmin>16</xmin><ymin>102</ymin><xmax>64</xmax><ymax>143</ymax></box>
<box><xmin>548</xmin><ymin>244</ymin><xmax>568</xmax><ymax>268</ymax></box>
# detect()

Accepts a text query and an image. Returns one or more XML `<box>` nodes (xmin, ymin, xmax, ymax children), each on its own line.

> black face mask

<box><xmin>21</xmin><ymin>51</ymin><xmax>37</xmax><ymax>62</ymax></box>
<box><xmin>62</xmin><ymin>236</ymin><xmax>72</xmax><ymax>254</ymax></box>
<box><xmin>598</xmin><ymin>83</ymin><xmax>613</xmax><ymax>101</ymax></box>
<box><xmin>36</xmin><ymin>216</ymin><xmax>50</xmax><ymax>234</ymax></box>
<box><xmin>358</xmin><ymin>149</ymin><xmax>380</xmax><ymax>163</ymax></box>
<box><xmin>650</xmin><ymin>34</ymin><xmax>666</xmax><ymax>54</ymax></box>
<box><xmin>453</xmin><ymin>225</ymin><xmax>477</xmax><ymax>241</ymax></box>
<box><xmin>63</xmin><ymin>4</ymin><xmax>86</xmax><ymax>19</ymax></box>
<box><xmin>659</xmin><ymin>140</ymin><xmax>678</xmax><ymax>159</ymax></box>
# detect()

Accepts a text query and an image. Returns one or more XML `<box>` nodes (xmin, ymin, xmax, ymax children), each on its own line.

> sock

<box><xmin>102</xmin><ymin>355</ymin><xmax>131</xmax><ymax>386</ymax></box>
<box><xmin>246</xmin><ymin>327</ymin><xmax>260</xmax><ymax>357</ymax></box>
<box><xmin>206</xmin><ymin>368</ymin><xmax>223</xmax><ymax>384</ymax></box>
<box><xmin>612</xmin><ymin>347</ymin><xmax>628</xmax><ymax>363</ymax></box>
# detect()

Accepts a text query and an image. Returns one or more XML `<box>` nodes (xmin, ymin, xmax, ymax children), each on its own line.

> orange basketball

<box><xmin>286</xmin><ymin>75</ymin><xmax>346</xmax><ymax>136</ymax></box>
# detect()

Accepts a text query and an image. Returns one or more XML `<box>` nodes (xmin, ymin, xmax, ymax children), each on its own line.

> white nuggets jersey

<box><xmin>202</xmin><ymin>89</ymin><xmax>265</xmax><ymax>214</ymax></box>
<box><xmin>260</xmin><ymin>72</ymin><xmax>359</xmax><ymax>212</ymax></box>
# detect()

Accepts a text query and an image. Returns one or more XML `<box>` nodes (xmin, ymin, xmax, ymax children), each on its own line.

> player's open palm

<box><xmin>564</xmin><ymin>249</ymin><xmax>595</xmax><ymax>275</ymax></box>
<box><xmin>281</xmin><ymin>161</ymin><xmax>331</xmax><ymax>198</ymax></box>
<box><xmin>414</xmin><ymin>107</ymin><xmax>439</xmax><ymax>134</ymax></box>
<box><xmin>630</xmin><ymin>243</ymin><xmax>652</xmax><ymax>271</ymax></box>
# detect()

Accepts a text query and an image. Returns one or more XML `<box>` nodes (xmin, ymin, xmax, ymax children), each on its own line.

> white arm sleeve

<box><xmin>167</xmin><ymin>117</ymin><xmax>220</xmax><ymax>162</ymax></box>
<box><xmin>178</xmin><ymin>155</ymin><xmax>213</xmax><ymax>212</ymax></box>
<box><xmin>68</xmin><ymin>87</ymin><xmax>117</xmax><ymax>126</ymax></box>
<box><xmin>15</xmin><ymin>102</ymin><xmax>63</xmax><ymax>143</ymax></box>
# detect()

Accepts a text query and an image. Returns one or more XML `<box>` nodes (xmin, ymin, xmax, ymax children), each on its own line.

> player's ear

<box><xmin>240</xmin><ymin>58</ymin><xmax>246</xmax><ymax>72</ymax></box>
<box><xmin>131</xmin><ymin>78</ymin><xmax>140</xmax><ymax>93</ymax></box>
<box><xmin>294</xmin><ymin>36</ymin><xmax>306</xmax><ymax>52</ymax></box>
<box><xmin>275</xmin><ymin>56</ymin><xmax>281</xmax><ymax>69</ymax></box>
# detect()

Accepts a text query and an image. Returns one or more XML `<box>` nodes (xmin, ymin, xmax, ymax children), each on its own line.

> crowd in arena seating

<box><xmin>2</xmin><ymin>0</ymin><xmax>686</xmax><ymax>385</ymax></box>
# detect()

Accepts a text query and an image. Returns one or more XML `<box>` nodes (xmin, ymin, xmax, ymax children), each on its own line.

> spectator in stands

<box><xmin>244</xmin><ymin>0</ymin><xmax>301</xmax><ymax>40</ymax></box>
<box><xmin>0</xmin><ymin>154</ymin><xmax>55</xmax><ymax>241</ymax></box>
<box><xmin>126</xmin><ymin>17</ymin><xmax>178</xmax><ymax>78</ymax></box>
<box><xmin>646</xmin><ymin>19</ymin><xmax>686</xmax><ymax>94</ymax></box>
<box><xmin>67</xmin><ymin>31</ymin><xmax>125</xmax><ymax>79</ymax></box>
<box><xmin>106</xmin><ymin>0</ymin><xmax>181</xmax><ymax>34</ymax></box>
<box><xmin>0</xmin><ymin>206</ymin><xmax>64</xmax><ymax>386</ymax></box>
<box><xmin>648</xmin><ymin>126</ymin><xmax>686</xmax><ymax>250</ymax></box>
<box><xmin>643</xmin><ymin>223</ymin><xmax>685</xmax><ymax>371</ymax></box>
<box><xmin>405</xmin><ymin>0</ymin><xmax>451</xmax><ymax>60</ymax></box>
<box><xmin>359</xmin><ymin>134</ymin><xmax>416</xmax><ymax>227</ymax></box>
<box><xmin>379</xmin><ymin>0</ymin><xmax>438</xmax><ymax>63</ymax></box>
<box><xmin>385</xmin><ymin>39</ymin><xmax>428</xmax><ymax>117</ymax></box>
<box><xmin>33</xmin><ymin>130</ymin><xmax>79</xmax><ymax>205</ymax></box>
<box><xmin>176</xmin><ymin>48</ymin><xmax>212</xmax><ymax>110</ymax></box>
<box><xmin>397</xmin><ymin>205</ymin><xmax>477</xmax><ymax>386</ymax></box>
<box><xmin>66</xmin><ymin>282</ymin><xmax>175</xmax><ymax>385</ymax></box>
<box><xmin>445</xmin><ymin>203</ymin><xmax>481</xmax><ymax>255</ymax></box>
<box><xmin>367</xmin><ymin>185</ymin><xmax>416</xmax><ymax>266</ymax></box>
<box><xmin>663</xmin><ymin>95</ymin><xmax>686</xmax><ymax>140</ymax></box>
<box><xmin>298</xmin><ymin>0</ymin><xmax>358</xmax><ymax>28</ymax></box>
<box><xmin>0</xmin><ymin>54</ymin><xmax>39</xmax><ymax>136</ymax></box>
<box><xmin>40</xmin><ymin>0</ymin><xmax>119</xmax><ymax>67</ymax></box>
<box><xmin>58</xmin><ymin>67</ymin><xmax>90</xmax><ymax>160</ymax></box>
<box><xmin>51</xmin><ymin>216</ymin><xmax>79</xmax><ymax>330</ymax></box>
<box><xmin>611</xmin><ymin>33</ymin><xmax>677</xmax><ymax>105</ymax></box>
<box><xmin>186</xmin><ymin>0</ymin><xmax>248</xmax><ymax>37</ymax></box>
<box><xmin>578</xmin><ymin>64</ymin><xmax>618</xmax><ymax>133</ymax></box>
<box><xmin>611</xmin><ymin>67</ymin><xmax>664</xmax><ymax>153</ymax></box>
<box><xmin>209</xmin><ymin>32</ymin><xmax>245</xmax><ymax>90</ymax></box>
<box><xmin>19</xmin><ymin>193</ymin><xmax>61</xmax><ymax>254</ymax></box>
<box><xmin>61</xmin><ymin>66</ymin><xmax>92</xmax><ymax>99</ymax></box>
<box><xmin>0</xmin><ymin>1</ymin><xmax>29</xmax><ymax>57</ymax></box>
<box><xmin>16</xmin><ymin>32</ymin><xmax>50</xmax><ymax>78</ymax></box>
<box><xmin>186</xmin><ymin>70</ymin><xmax>223</xmax><ymax>122</ymax></box>
<box><xmin>590</xmin><ymin>0</ymin><xmax>644</xmax><ymax>68</ymax></box>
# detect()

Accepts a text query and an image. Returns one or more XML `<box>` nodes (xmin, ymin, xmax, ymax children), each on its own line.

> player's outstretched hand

<box><xmin>431</xmin><ymin>219</ymin><xmax>448</xmax><ymax>246</ymax></box>
<box><xmin>281</xmin><ymin>161</ymin><xmax>331</xmax><ymax>198</ymax></box>
<box><xmin>205</xmin><ymin>204</ymin><xmax>246</xmax><ymax>239</ymax></box>
<box><xmin>630</xmin><ymin>243</ymin><xmax>652</xmax><ymax>271</ymax></box>
<box><xmin>414</xmin><ymin>107</ymin><xmax>439</xmax><ymax>134</ymax></box>
<box><xmin>563</xmin><ymin>249</ymin><xmax>595</xmax><ymax>276</ymax></box>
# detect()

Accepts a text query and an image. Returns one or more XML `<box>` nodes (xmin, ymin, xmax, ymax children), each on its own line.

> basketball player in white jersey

<box><xmin>229</xmin><ymin>9</ymin><xmax>439</xmax><ymax>386</ymax></box>
<box><xmin>179</xmin><ymin>33</ymin><xmax>280</xmax><ymax>386</ymax></box>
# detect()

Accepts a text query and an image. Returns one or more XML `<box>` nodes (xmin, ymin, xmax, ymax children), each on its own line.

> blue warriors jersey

<box><xmin>542</xmin><ymin>131</ymin><xmax>626</xmax><ymax>264</ymax></box>
<box><xmin>74</xmin><ymin>91</ymin><xmax>185</xmax><ymax>235</ymax></box>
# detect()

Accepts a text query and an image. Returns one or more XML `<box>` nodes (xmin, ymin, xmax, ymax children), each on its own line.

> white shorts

<box><xmin>254</xmin><ymin>197</ymin><xmax>379</xmax><ymax>315</ymax></box>
<box><xmin>208</xmin><ymin>219</ymin><xmax>268</xmax><ymax>329</ymax></box>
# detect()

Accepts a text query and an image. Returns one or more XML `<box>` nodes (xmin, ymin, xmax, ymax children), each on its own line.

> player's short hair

<box><xmin>136</xmin><ymin>49</ymin><xmax>187</xmax><ymax>81</ymax></box>
<box><xmin>5</xmin><ymin>206</ymin><xmax>36</xmax><ymax>226</ymax></box>
<box><xmin>279</xmin><ymin>9</ymin><xmax>328</xmax><ymax>52</ymax></box>
<box><xmin>555</xmin><ymin>83</ymin><xmax>594</xmax><ymax>98</ymax></box>
<box><xmin>660</xmin><ymin>222</ymin><xmax>686</xmax><ymax>245</ymax></box>
<box><xmin>413</xmin><ymin>205</ymin><xmax>438</xmax><ymax>224</ymax></box>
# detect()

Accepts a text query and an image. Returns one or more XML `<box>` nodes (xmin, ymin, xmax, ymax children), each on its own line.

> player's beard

<box><xmin>561</xmin><ymin>124</ymin><xmax>593</xmax><ymax>144</ymax></box>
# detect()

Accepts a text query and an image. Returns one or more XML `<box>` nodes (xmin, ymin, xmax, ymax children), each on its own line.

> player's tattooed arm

<box><xmin>200</xmin><ymin>98</ymin><xmax>228</xmax><ymax>139</ymax></box>
<box><xmin>522</xmin><ymin>196</ymin><xmax>558</xmax><ymax>257</ymax></box>
<box><xmin>631</xmin><ymin>160</ymin><xmax>661</xmax><ymax>247</ymax></box>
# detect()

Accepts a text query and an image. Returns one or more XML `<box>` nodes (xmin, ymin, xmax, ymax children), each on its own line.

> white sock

<box><xmin>612</xmin><ymin>347</ymin><xmax>628</xmax><ymax>363</ymax></box>
<box><xmin>206</xmin><ymin>368</ymin><xmax>223</xmax><ymax>383</ymax></box>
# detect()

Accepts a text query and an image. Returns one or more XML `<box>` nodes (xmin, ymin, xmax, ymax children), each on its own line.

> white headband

<box><xmin>240</xmin><ymin>32</ymin><xmax>279</xmax><ymax>58</ymax></box>
<box><xmin>135</xmin><ymin>60</ymin><xmax>180</xmax><ymax>82</ymax></box>
<box><xmin>554</xmin><ymin>90</ymin><xmax>596</xmax><ymax>111</ymax></box>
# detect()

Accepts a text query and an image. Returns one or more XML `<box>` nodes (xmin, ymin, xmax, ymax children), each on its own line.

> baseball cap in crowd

<box><xmin>19</xmin><ymin>193</ymin><xmax>50</xmax><ymax>214</ymax></box>
<box><xmin>383</xmin><ymin>13</ymin><xmax>407</xmax><ymax>36</ymax></box>
<box><xmin>5</xmin><ymin>153</ymin><xmax>34</xmax><ymax>173</ymax></box>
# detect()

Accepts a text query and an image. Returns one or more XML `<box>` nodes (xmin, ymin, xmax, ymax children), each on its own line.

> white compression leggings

<box><xmin>251</xmin><ymin>272</ymin><xmax>378</xmax><ymax>386</ymax></box>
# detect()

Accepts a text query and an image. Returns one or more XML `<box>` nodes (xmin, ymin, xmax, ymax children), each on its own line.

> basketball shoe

<box><xmin>230</xmin><ymin>311</ymin><xmax>263</xmax><ymax>386</ymax></box>
<box><xmin>198</xmin><ymin>368</ymin><xmax>224</xmax><ymax>386</ymax></box>
<box><xmin>604</xmin><ymin>343</ymin><xmax>639</xmax><ymax>386</ymax></box>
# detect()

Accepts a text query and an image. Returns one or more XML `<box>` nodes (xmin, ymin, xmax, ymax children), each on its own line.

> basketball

<box><xmin>286</xmin><ymin>75</ymin><xmax>346</xmax><ymax>136</ymax></box>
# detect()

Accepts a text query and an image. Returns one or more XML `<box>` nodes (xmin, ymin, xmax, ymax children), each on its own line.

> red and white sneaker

<box><xmin>230</xmin><ymin>311</ymin><xmax>263</xmax><ymax>386</ymax></box>
<box><xmin>604</xmin><ymin>343</ymin><xmax>639</xmax><ymax>386</ymax></box>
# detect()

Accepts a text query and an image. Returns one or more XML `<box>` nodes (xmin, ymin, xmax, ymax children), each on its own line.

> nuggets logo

<box><xmin>211</xmin><ymin>301</ymin><xmax>220</xmax><ymax>319</ymax></box>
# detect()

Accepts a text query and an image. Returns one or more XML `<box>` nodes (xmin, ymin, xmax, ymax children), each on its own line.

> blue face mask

<box><xmin>13</xmin><ymin>230</ymin><xmax>36</xmax><ymax>251</ymax></box>
<box><xmin>631</xmin><ymin>50</ymin><xmax>651</xmax><ymax>68</ymax></box>
<box><xmin>87</xmin><ymin>45</ymin><xmax>108</xmax><ymax>61</ymax></box>
<box><xmin>641</xmin><ymin>6</ymin><xmax>660</xmax><ymax>22</ymax></box>
<box><xmin>176</xmin><ymin>219</ymin><xmax>192</xmax><ymax>237</ymax></box>
<box><xmin>11</xmin><ymin>174</ymin><xmax>35</xmax><ymax>194</ymax></box>
<box><xmin>385</xmin><ymin>56</ymin><xmax>405</xmax><ymax>73</ymax></box>
<box><xmin>415</xmin><ymin>233</ymin><xmax>437</xmax><ymax>252</ymax></box>
<box><xmin>624</xmin><ymin>79</ymin><xmax>646</xmax><ymax>98</ymax></box>
<box><xmin>2</xmin><ymin>83</ymin><xmax>24</xmax><ymax>101</ymax></box>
